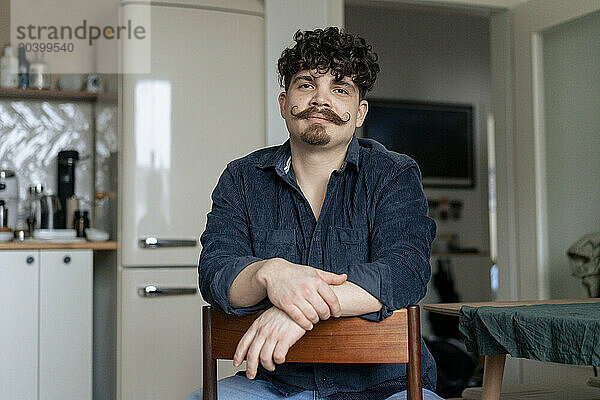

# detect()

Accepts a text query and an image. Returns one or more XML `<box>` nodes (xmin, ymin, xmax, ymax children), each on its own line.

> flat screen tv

<box><xmin>363</xmin><ymin>100</ymin><xmax>474</xmax><ymax>188</ymax></box>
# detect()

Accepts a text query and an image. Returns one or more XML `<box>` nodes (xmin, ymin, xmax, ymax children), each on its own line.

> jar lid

<box><xmin>28</xmin><ymin>184</ymin><xmax>44</xmax><ymax>194</ymax></box>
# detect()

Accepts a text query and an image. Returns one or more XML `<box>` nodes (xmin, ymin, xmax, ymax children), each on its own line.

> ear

<box><xmin>278</xmin><ymin>92</ymin><xmax>287</xmax><ymax>119</ymax></box>
<box><xmin>354</xmin><ymin>99</ymin><xmax>369</xmax><ymax>128</ymax></box>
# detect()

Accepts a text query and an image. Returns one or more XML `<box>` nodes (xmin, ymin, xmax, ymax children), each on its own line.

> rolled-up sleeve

<box><xmin>342</xmin><ymin>163</ymin><xmax>436</xmax><ymax>321</ymax></box>
<box><xmin>198</xmin><ymin>163</ymin><xmax>270</xmax><ymax>316</ymax></box>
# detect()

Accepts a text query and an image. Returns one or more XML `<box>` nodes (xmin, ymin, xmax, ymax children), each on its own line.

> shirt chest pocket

<box><xmin>328</xmin><ymin>227</ymin><xmax>369</xmax><ymax>271</ymax></box>
<box><xmin>251</xmin><ymin>227</ymin><xmax>299</xmax><ymax>263</ymax></box>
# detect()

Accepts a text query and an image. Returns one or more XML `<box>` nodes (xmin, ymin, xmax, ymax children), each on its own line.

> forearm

<box><xmin>229</xmin><ymin>258</ymin><xmax>347</xmax><ymax>328</ymax></box>
<box><xmin>229</xmin><ymin>259</ymin><xmax>269</xmax><ymax>308</ymax></box>
<box><xmin>330</xmin><ymin>281</ymin><xmax>382</xmax><ymax>317</ymax></box>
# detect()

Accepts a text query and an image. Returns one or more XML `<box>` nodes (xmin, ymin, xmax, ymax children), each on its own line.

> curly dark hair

<box><xmin>277</xmin><ymin>27</ymin><xmax>380</xmax><ymax>99</ymax></box>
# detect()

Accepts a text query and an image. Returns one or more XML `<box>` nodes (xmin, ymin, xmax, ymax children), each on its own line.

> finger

<box><xmin>317</xmin><ymin>283</ymin><xmax>342</xmax><ymax>317</ymax></box>
<box><xmin>273</xmin><ymin>341</ymin><xmax>290</xmax><ymax>365</ymax></box>
<box><xmin>296</xmin><ymin>298</ymin><xmax>320</xmax><ymax>325</ymax></box>
<box><xmin>259</xmin><ymin>337</ymin><xmax>278</xmax><ymax>372</ymax></box>
<box><xmin>233</xmin><ymin>325</ymin><xmax>257</xmax><ymax>367</ymax></box>
<box><xmin>317</xmin><ymin>270</ymin><xmax>347</xmax><ymax>285</ymax></box>
<box><xmin>307</xmin><ymin>292</ymin><xmax>330</xmax><ymax>320</ymax></box>
<box><xmin>245</xmin><ymin>329</ymin><xmax>268</xmax><ymax>379</ymax></box>
<box><xmin>285</xmin><ymin>304</ymin><xmax>314</xmax><ymax>330</ymax></box>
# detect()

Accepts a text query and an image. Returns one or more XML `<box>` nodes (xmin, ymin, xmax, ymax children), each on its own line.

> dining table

<box><xmin>423</xmin><ymin>298</ymin><xmax>600</xmax><ymax>400</ymax></box>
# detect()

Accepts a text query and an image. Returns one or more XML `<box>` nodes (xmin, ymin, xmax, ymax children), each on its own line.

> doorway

<box><xmin>345</xmin><ymin>0</ymin><xmax>499</xmax><ymax>324</ymax></box>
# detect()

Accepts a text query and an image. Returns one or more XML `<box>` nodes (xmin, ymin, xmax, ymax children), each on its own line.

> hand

<box><xmin>233</xmin><ymin>306</ymin><xmax>306</xmax><ymax>379</ymax></box>
<box><xmin>256</xmin><ymin>258</ymin><xmax>347</xmax><ymax>330</ymax></box>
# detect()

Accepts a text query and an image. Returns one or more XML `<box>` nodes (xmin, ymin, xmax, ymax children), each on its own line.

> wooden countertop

<box><xmin>423</xmin><ymin>298</ymin><xmax>600</xmax><ymax>317</ymax></box>
<box><xmin>0</xmin><ymin>241</ymin><xmax>117</xmax><ymax>250</ymax></box>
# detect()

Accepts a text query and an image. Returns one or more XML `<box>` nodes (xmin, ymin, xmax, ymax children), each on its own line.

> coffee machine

<box><xmin>57</xmin><ymin>150</ymin><xmax>79</xmax><ymax>229</ymax></box>
<box><xmin>0</xmin><ymin>169</ymin><xmax>19</xmax><ymax>231</ymax></box>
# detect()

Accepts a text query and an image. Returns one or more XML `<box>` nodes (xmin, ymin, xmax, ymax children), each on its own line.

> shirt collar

<box><xmin>344</xmin><ymin>134</ymin><xmax>360</xmax><ymax>171</ymax></box>
<box><xmin>257</xmin><ymin>134</ymin><xmax>360</xmax><ymax>174</ymax></box>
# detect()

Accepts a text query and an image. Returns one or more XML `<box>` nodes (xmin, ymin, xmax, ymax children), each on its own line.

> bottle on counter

<box><xmin>27</xmin><ymin>184</ymin><xmax>44</xmax><ymax>230</ymax></box>
<box><xmin>14</xmin><ymin>200</ymin><xmax>28</xmax><ymax>240</ymax></box>
<box><xmin>29</xmin><ymin>52</ymin><xmax>50</xmax><ymax>90</ymax></box>
<box><xmin>17</xmin><ymin>46</ymin><xmax>29</xmax><ymax>89</ymax></box>
<box><xmin>0</xmin><ymin>200</ymin><xmax>8</xmax><ymax>230</ymax></box>
<box><xmin>74</xmin><ymin>210</ymin><xmax>90</xmax><ymax>238</ymax></box>
<box><xmin>26</xmin><ymin>217</ymin><xmax>35</xmax><ymax>238</ymax></box>
<box><xmin>66</xmin><ymin>196</ymin><xmax>80</xmax><ymax>230</ymax></box>
<box><xmin>0</xmin><ymin>46</ymin><xmax>19</xmax><ymax>88</ymax></box>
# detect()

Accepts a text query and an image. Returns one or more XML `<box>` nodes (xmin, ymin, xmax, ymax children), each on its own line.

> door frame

<box><xmin>377</xmin><ymin>0</ymin><xmax>517</xmax><ymax>301</ymax></box>
<box><xmin>489</xmin><ymin>8</ymin><xmax>517</xmax><ymax>302</ymax></box>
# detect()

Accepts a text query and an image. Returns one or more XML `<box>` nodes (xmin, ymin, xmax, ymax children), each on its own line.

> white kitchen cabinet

<box><xmin>0</xmin><ymin>250</ymin><xmax>39</xmax><ymax>400</ymax></box>
<box><xmin>0</xmin><ymin>249</ymin><xmax>92</xmax><ymax>400</ymax></box>
<box><xmin>39</xmin><ymin>250</ymin><xmax>93</xmax><ymax>400</ymax></box>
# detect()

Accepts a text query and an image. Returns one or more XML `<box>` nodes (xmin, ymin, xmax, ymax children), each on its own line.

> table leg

<box><xmin>481</xmin><ymin>354</ymin><xmax>506</xmax><ymax>400</ymax></box>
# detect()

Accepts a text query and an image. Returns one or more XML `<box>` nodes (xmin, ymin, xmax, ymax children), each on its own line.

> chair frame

<box><xmin>202</xmin><ymin>305</ymin><xmax>423</xmax><ymax>400</ymax></box>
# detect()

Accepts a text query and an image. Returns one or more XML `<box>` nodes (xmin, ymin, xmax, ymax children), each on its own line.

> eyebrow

<box><xmin>335</xmin><ymin>80</ymin><xmax>356</xmax><ymax>91</ymax></box>
<box><xmin>292</xmin><ymin>75</ymin><xmax>314</xmax><ymax>84</ymax></box>
<box><xmin>292</xmin><ymin>75</ymin><xmax>356</xmax><ymax>92</ymax></box>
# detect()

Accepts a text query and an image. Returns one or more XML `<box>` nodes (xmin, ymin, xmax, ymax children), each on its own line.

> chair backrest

<box><xmin>202</xmin><ymin>305</ymin><xmax>423</xmax><ymax>400</ymax></box>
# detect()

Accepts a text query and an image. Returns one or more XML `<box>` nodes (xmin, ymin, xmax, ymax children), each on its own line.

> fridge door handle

<box><xmin>138</xmin><ymin>285</ymin><xmax>198</xmax><ymax>297</ymax></box>
<box><xmin>139</xmin><ymin>237</ymin><xmax>198</xmax><ymax>248</ymax></box>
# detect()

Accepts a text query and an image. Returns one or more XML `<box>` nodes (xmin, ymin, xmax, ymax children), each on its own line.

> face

<box><xmin>278</xmin><ymin>69</ymin><xmax>368</xmax><ymax>148</ymax></box>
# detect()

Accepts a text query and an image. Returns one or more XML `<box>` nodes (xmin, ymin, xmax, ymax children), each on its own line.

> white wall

<box><xmin>0</xmin><ymin>0</ymin><xmax>9</xmax><ymax>50</ymax></box>
<box><xmin>265</xmin><ymin>0</ymin><xmax>344</xmax><ymax>146</ymax></box>
<box><xmin>542</xmin><ymin>11</ymin><xmax>600</xmax><ymax>299</ymax></box>
<box><xmin>346</xmin><ymin>5</ymin><xmax>492</xmax><ymax>310</ymax></box>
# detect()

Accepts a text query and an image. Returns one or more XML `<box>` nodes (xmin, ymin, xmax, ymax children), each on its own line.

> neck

<box><xmin>289</xmin><ymin>136</ymin><xmax>351</xmax><ymax>186</ymax></box>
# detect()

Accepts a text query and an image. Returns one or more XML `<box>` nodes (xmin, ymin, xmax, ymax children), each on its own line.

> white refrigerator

<box><xmin>117</xmin><ymin>1</ymin><xmax>265</xmax><ymax>398</ymax></box>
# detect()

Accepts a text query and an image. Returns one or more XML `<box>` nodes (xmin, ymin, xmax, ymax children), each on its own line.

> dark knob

<box><xmin>63</xmin><ymin>256</ymin><xmax>71</xmax><ymax>264</ymax></box>
<box><xmin>26</xmin><ymin>256</ymin><xmax>34</xmax><ymax>264</ymax></box>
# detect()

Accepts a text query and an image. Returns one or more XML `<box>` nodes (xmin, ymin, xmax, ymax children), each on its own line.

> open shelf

<box><xmin>0</xmin><ymin>241</ymin><xmax>117</xmax><ymax>250</ymax></box>
<box><xmin>0</xmin><ymin>87</ymin><xmax>99</xmax><ymax>102</ymax></box>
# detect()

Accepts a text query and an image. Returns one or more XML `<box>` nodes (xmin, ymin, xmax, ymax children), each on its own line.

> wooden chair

<box><xmin>202</xmin><ymin>305</ymin><xmax>423</xmax><ymax>400</ymax></box>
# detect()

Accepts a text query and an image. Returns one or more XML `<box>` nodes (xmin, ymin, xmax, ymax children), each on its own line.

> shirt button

<box><xmin>320</xmin><ymin>375</ymin><xmax>327</xmax><ymax>383</ymax></box>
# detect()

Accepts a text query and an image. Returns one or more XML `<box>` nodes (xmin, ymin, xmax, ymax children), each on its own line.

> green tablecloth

<box><xmin>459</xmin><ymin>303</ymin><xmax>600</xmax><ymax>366</ymax></box>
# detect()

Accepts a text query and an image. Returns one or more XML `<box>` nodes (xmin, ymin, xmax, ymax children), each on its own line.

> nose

<box><xmin>310</xmin><ymin>87</ymin><xmax>331</xmax><ymax>108</ymax></box>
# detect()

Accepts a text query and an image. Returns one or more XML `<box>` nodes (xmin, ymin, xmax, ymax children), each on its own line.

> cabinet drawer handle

<box><xmin>63</xmin><ymin>256</ymin><xmax>71</xmax><ymax>264</ymax></box>
<box><xmin>137</xmin><ymin>285</ymin><xmax>198</xmax><ymax>297</ymax></box>
<box><xmin>26</xmin><ymin>256</ymin><xmax>34</xmax><ymax>264</ymax></box>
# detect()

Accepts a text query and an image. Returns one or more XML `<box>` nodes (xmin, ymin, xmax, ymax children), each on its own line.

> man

<box><xmin>187</xmin><ymin>27</ymin><xmax>441</xmax><ymax>400</ymax></box>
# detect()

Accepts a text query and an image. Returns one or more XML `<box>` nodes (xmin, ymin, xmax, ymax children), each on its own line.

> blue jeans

<box><xmin>185</xmin><ymin>375</ymin><xmax>443</xmax><ymax>400</ymax></box>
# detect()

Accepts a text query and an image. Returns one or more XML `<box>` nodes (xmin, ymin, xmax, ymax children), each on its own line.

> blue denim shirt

<box><xmin>198</xmin><ymin>135</ymin><xmax>437</xmax><ymax>399</ymax></box>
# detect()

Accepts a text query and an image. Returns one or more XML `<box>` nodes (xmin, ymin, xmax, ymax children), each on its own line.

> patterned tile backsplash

<box><xmin>0</xmin><ymin>97</ymin><xmax>117</xmax><ymax>231</ymax></box>
<box><xmin>94</xmin><ymin>101</ymin><xmax>118</xmax><ymax>236</ymax></box>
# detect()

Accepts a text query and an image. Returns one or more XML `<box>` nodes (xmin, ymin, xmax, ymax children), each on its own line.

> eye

<box><xmin>334</xmin><ymin>88</ymin><xmax>349</xmax><ymax>95</ymax></box>
<box><xmin>299</xmin><ymin>83</ymin><xmax>313</xmax><ymax>89</ymax></box>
